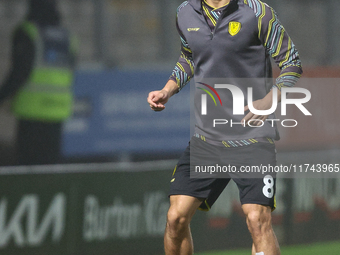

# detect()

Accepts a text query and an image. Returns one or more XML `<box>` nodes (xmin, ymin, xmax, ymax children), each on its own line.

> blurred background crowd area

<box><xmin>0</xmin><ymin>0</ymin><xmax>339</xmax><ymax>166</ymax></box>
<box><xmin>0</xmin><ymin>1</ymin><xmax>339</xmax><ymax>254</ymax></box>
<box><xmin>0</xmin><ymin>0</ymin><xmax>339</xmax><ymax>73</ymax></box>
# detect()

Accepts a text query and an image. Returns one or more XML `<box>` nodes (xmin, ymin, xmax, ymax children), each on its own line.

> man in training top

<box><xmin>147</xmin><ymin>0</ymin><xmax>302</xmax><ymax>254</ymax></box>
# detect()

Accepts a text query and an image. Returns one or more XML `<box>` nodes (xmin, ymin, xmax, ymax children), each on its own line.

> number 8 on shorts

<box><xmin>263</xmin><ymin>175</ymin><xmax>274</xmax><ymax>198</ymax></box>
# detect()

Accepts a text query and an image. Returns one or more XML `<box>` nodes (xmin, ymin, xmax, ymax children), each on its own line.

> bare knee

<box><xmin>166</xmin><ymin>208</ymin><xmax>191</xmax><ymax>238</ymax></box>
<box><xmin>243</xmin><ymin>205</ymin><xmax>272</xmax><ymax>237</ymax></box>
<box><xmin>165</xmin><ymin>195</ymin><xmax>202</xmax><ymax>241</ymax></box>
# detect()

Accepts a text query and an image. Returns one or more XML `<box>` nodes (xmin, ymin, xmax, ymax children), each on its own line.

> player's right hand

<box><xmin>147</xmin><ymin>90</ymin><xmax>169</xmax><ymax>111</ymax></box>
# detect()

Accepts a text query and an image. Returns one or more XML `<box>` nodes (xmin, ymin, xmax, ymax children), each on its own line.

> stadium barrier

<box><xmin>0</xmin><ymin>161</ymin><xmax>179</xmax><ymax>255</ymax></box>
<box><xmin>0</xmin><ymin>150</ymin><xmax>339</xmax><ymax>254</ymax></box>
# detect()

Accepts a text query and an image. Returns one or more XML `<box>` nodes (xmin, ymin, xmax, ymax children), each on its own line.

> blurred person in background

<box><xmin>0</xmin><ymin>0</ymin><xmax>77</xmax><ymax>165</ymax></box>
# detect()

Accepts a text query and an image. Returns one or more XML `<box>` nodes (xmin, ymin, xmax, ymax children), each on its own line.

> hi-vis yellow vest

<box><xmin>12</xmin><ymin>21</ymin><xmax>76</xmax><ymax>122</ymax></box>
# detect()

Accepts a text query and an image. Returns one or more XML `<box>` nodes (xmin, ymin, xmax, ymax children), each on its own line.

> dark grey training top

<box><xmin>169</xmin><ymin>0</ymin><xmax>302</xmax><ymax>142</ymax></box>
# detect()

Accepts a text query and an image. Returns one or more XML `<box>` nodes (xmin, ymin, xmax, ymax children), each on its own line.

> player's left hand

<box><xmin>242</xmin><ymin>98</ymin><xmax>272</xmax><ymax>126</ymax></box>
<box><xmin>242</xmin><ymin>88</ymin><xmax>280</xmax><ymax>126</ymax></box>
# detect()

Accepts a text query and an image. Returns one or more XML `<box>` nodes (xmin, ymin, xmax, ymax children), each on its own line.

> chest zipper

<box><xmin>208</xmin><ymin>3</ymin><xmax>234</xmax><ymax>40</ymax></box>
<box><xmin>209</xmin><ymin>13</ymin><xmax>224</xmax><ymax>40</ymax></box>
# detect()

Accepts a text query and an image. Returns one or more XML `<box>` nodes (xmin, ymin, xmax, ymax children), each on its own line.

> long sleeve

<box><xmin>169</xmin><ymin>9</ymin><xmax>195</xmax><ymax>91</ymax></box>
<box><xmin>0</xmin><ymin>27</ymin><xmax>35</xmax><ymax>103</ymax></box>
<box><xmin>258</xmin><ymin>2</ymin><xmax>303</xmax><ymax>90</ymax></box>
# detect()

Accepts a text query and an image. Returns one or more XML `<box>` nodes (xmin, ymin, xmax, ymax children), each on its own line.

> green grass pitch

<box><xmin>195</xmin><ymin>241</ymin><xmax>340</xmax><ymax>255</ymax></box>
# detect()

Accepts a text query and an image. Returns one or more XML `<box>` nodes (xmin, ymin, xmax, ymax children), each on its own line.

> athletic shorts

<box><xmin>169</xmin><ymin>136</ymin><xmax>277</xmax><ymax>211</ymax></box>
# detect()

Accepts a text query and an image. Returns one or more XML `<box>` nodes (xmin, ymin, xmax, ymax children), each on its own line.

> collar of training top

<box><xmin>188</xmin><ymin>0</ymin><xmax>239</xmax><ymax>14</ymax></box>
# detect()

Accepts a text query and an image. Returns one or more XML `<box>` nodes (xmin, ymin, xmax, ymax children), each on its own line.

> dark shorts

<box><xmin>169</xmin><ymin>136</ymin><xmax>277</xmax><ymax>211</ymax></box>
